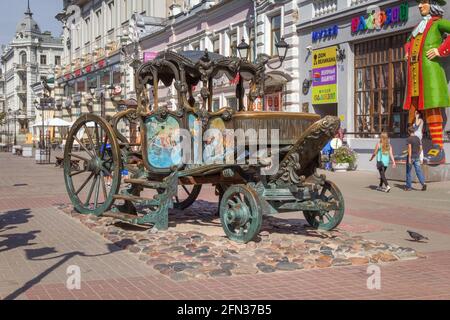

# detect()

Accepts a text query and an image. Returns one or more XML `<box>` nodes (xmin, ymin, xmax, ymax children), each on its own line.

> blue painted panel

<box><xmin>145</xmin><ymin>115</ymin><xmax>182</xmax><ymax>169</ymax></box>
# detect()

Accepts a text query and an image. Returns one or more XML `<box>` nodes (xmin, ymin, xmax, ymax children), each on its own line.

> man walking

<box><xmin>405</xmin><ymin>126</ymin><xmax>427</xmax><ymax>191</ymax></box>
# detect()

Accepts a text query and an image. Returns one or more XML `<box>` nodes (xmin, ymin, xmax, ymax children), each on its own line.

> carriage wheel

<box><xmin>303</xmin><ymin>181</ymin><xmax>344</xmax><ymax>231</ymax></box>
<box><xmin>174</xmin><ymin>185</ymin><xmax>202</xmax><ymax>210</ymax></box>
<box><xmin>219</xmin><ymin>185</ymin><xmax>262</xmax><ymax>243</ymax></box>
<box><xmin>64</xmin><ymin>114</ymin><xmax>121</xmax><ymax>216</ymax></box>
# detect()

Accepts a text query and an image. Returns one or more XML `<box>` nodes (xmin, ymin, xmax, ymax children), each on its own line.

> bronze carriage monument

<box><xmin>63</xmin><ymin>50</ymin><xmax>344</xmax><ymax>243</ymax></box>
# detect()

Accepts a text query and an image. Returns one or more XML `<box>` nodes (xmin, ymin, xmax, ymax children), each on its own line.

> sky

<box><xmin>0</xmin><ymin>0</ymin><xmax>63</xmax><ymax>48</ymax></box>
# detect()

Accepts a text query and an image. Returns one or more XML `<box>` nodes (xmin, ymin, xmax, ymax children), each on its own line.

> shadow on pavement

<box><xmin>0</xmin><ymin>230</ymin><xmax>40</xmax><ymax>254</ymax></box>
<box><xmin>165</xmin><ymin>200</ymin><xmax>331</xmax><ymax>240</ymax></box>
<box><xmin>3</xmin><ymin>239</ymin><xmax>128</xmax><ymax>300</ymax></box>
<box><xmin>0</xmin><ymin>209</ymin><xmax>33</xmax><ymax>233</ymax></box>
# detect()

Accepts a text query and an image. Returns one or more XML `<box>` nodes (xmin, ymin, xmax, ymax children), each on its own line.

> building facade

<box><xmin>0</xmin><ymin>3</ymin><xmax>63</xmax><ymax>145</ymax></box>
<box><xmin>297</xmin><ymin>0</ymin><xmax>450</xmax><ymax>170</ymax></box>
<box><xmin>56</xmin><ymin>0</ymin><xmax>177</xmax><ymax>122</ymax></box>
<box><xmin>0</xmin><ymin>67</ymin><xmax>5</xmax><ymax>143</ymax></box>
<box><xmin>136</xmin><ymin>0</ymin><xmax>300</xmax><ymax>112</ymax></box>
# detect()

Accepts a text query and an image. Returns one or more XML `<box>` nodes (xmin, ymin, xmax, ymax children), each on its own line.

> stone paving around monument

<box><xmin>56</xmin><ymin>200</ymin><xmax>420</xmax><ymax>281</ymax></box>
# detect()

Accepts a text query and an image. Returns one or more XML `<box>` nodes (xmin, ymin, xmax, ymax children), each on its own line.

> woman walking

<box><xmin>370</xmin><ymin>133</ymin><xmax>397</xmax><ymax>193</ymax></box>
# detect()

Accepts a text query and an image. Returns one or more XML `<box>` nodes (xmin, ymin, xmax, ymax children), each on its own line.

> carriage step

<box><xmin>113</xmin><ymin>194</ymin><xmax>158</xmax><ymax>206</ymax></box>
<box><xmin>124</xmin><ymin>179</ymin><xmax>166</xmax><ymax>189</ymax></box>
<box><xmin>113</xmin><ymin>194</ymin><xmax>143</xmax><ymax>202</ymax></box>
<box><xmin>103</xmin><ymin>212</ymin><xmax>141</xmax><ymax>221</ymax></box>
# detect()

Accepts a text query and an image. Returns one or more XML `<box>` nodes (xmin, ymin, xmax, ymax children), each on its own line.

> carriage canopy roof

<box><xmin>138</xmin><ymin>50</ymin><xmax>260</xmax><ymax>88</ymax></box>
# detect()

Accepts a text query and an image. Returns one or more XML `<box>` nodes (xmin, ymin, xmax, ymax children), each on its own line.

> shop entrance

<box><xmin>312</xmin><ymin>103</ymin><xmax>338</xmax><ymax>118</ymax></box>
<box><xmin>354</xmin><ymin>32</ymin><xmax>410</xmax><ymax>138</ymax></box>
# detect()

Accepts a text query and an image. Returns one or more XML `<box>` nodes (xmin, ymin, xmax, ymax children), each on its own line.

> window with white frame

<box><xmin>84</xmin><ymin>17</ymin><xmax>91</xmax><ymax>44</ymax></box>
<box><xmin>248</xmin><ymin>25</ymin><xmax>256</xmax><ymax>62</ymax></box>
<box><xmin>139</xmin><ymin>0</ymin><xmax>146</xmax><ymax>14</ymax></box>
<box><xmin>95</xmin><ymin>10</ymin><xmax>102</xmax><ymax>38</ymax></box>
<box><xmin>212</xmin><ymin>99</ymin><xmax>221</xmax><ymax>111</ymax></box>
<box><xmin>127</xmin><ymin>0</ymin><xmax>133</xmax><ymax>17</ymax></box>
<box><xmin>213</xmin><ymin>36</ymin><xmax>220</xmax><ymax>54</ymax></box>
<box><xmin>226</xmin><ymin>97</ymin><xmax>237</xmax><ymax>109</ymax></box>
<box><xmin>270</xmin><ymin>14</ymin><xmax>281</xmax><ymax>57</ymax></box>
<box><xmin>76</xmin><ymin>22</ymin><xmax>82</xmax><ymax>48</ymax></box>
<box><xmin>229</xmin><ymin>30</ymin><xmax>238</xmax><ymax>57</ymax></box>
<box><xmin>107</xmin><ymin>1</ymin><xmax>115</xmax><ymax>31</ymax></box>
<box><xmin>121</xmin><ymin>0</ymin><xmax>128</xmax><ymax>23</ymax></box>
<box><xmin>192</xmin><ymin>42</ymin><xmax>200</xmax><ymax>51</ymax></box>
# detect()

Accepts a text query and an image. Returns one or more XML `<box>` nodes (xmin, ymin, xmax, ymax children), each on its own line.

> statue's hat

<box><xmin>416</xmin><ymin>0</ymin><xmax>447</xmax><ymax>5</ymax></box>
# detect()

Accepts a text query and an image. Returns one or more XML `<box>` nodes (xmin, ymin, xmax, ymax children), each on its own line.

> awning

<box><xmin>69</xmin><ymin>121</ymin><xmax>97</xmax><ymax>128</ymax></box>
<box><xmin>32</xmin><ymin>118</ymin><xmax>72</xmax><ymax>127</ymax></box>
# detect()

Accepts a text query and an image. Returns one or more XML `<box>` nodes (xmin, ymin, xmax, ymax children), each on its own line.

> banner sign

<box><xmin>351</xmin><ymin>2</ymin><xmax>409</xmax><ymax>34</ymax></box>
<box><xmin>144</xmin><ymin>51</ymin><xmax>158</xmax><ymax>62</ymax></box>
<box><xmin>312</xmin><ymin>46</ymin><xmax>337</xmax><ymax>105</ymax></box>
<box><xmin>312</xmin><ymin>25</ymin><xmax>338</xmax><ymax>42</ymax></box>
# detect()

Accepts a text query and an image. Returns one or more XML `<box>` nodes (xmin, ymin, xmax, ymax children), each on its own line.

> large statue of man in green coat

<box><xmin>404</xmin><ymin>0</ymin><xmax>450</xmax><ymax>165</ymax></box>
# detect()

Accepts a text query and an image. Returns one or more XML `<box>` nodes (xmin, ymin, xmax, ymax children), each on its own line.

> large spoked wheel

<box><xmin>64</xmin><ymin>114</ymin><xmax>121</xmax><ymax>216</ymax></box>
<box><xmin>219</xmin><ymin>185</ymin><xmax>262</xmax><ymax>243</ymax></box>
<box><xmin>303</xmin><ymin>181</ymin><xmax>344</xmax><ymax>231</ymax></box>
<box><xmin>174</xmin><ymin>185</ymin><xmax>202</xmax><ymax>210</ymax></box>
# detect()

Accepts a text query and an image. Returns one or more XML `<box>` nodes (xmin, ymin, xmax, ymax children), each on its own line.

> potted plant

<box><xmin>331</xmin><ymin>146</ymin><xmax>357</xmax><ymax>172</ymax></box>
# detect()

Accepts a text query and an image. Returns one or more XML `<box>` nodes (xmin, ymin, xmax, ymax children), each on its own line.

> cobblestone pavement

<box><xmin>56</xmin><ymin>203</ymin><xmax>420</xmax><ymax>281</ymax></box>
<box><xmin>1</xmin><ymin>152</ymin><xmax>450</xmax><ymax>300</ymax></box>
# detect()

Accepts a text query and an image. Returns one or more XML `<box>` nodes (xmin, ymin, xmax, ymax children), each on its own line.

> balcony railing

<box><xmin>313</xmin><ymin>0</ymin><xmax>338</xmax><ymax>18</ymax></box>
<box><xmin>62</xmin><ymin>26</ymin><xmax>126</xmax><ymax>76</ymax></box>
<box><xmin>14</xmin><ymin>63</ymin><xmax>27</xmax><ymax>72</ymax></box>
<box><xmin>349</xmin><ymin>0</ymin><xmax>370</xmax><ymax>7</ymax></box>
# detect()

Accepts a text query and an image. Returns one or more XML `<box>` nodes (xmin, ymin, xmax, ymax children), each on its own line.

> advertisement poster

<box><xmin>312</xmin><ymin>46</ymin><xmax>338</xmax><ymax>104</ymax></box>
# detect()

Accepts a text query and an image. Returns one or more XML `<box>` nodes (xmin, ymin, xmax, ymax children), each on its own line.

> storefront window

<box><xmin>76</xmin><ymin>78</ymin><xmax>86</xmax><ymax>93</ymax></box>
<box><xmin>100</xmin><ymin>69</ymin><xmax>111</xmax><ymax>86</ymax></box>
<box><xmin>354</xmin><ymin>33</ymin><xmax>409</xmax><ymax>137</ymax></box>
<box><xmin>66</xmin><ymin>82</ymin><xmax>75</xmax><ymax>96</ymax></box>
<box><xmin>112</xmin><ymin>65</ymin><xmax>121</xmax><ymax>84</ymax></box>
<box><xmin>87</xmin><ymin>73</ymin><xmax>98</xmax><ymax>89</ymax></box>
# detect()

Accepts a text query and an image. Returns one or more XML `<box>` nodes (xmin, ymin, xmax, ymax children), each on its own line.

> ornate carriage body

<box><xmin>64</xmin><ymin>51</ymin><xmax>344</xmax><ymax>243</ymax></box>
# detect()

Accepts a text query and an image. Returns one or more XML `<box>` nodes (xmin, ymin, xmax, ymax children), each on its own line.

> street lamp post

<box><xmin>237</xmin><ymin>37</ymin><xmax>290</xmax><ymax>111</ymax></box>
<box><xmin>36</xmin><ymin>95</ymin><xmax>55</xmax><ymax>164</ymax></box>
<box><xmin>7</xmin><ymin>109</ymin><xmax>11</xmax><ymax>151</ymax></box>
<box><xmin>13</xmin><ymin>111</ymin><xmax>17</xmax><ymax>146</ymax></box>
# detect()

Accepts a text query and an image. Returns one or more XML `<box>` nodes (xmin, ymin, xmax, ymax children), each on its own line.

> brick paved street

<box><xmin>1</xmin><ymin>152</ymin><xmax>450</xmax><ymax>300</ymax></box>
